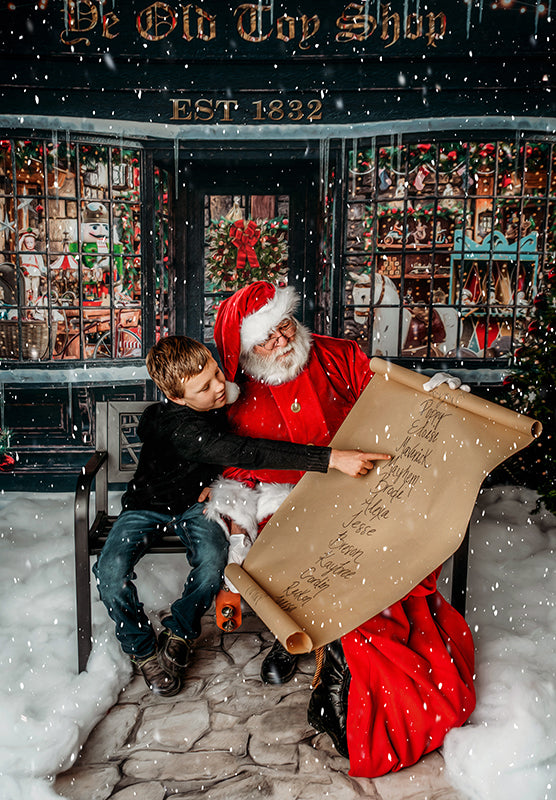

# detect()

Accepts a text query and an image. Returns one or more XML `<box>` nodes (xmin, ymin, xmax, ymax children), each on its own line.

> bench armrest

<box><xmin>75</xmin><ymin>451</ymin><xmax>108</xmax><ymax>548</ymax></box>
<box><xmin>74</xmin><ymin>450</ymin><xmax>107</xmax><ymax>673</ymax></box>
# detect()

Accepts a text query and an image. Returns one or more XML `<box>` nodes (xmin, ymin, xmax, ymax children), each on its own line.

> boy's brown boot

<box><xmin>132</xmin><ymin>652</ymin><xmax>182</xmax><ymax>697</ymax></box>
<box><xmin>158</xmin><ymin>628</ymin><xmax>193</xmax><ymax>677</ymax></box>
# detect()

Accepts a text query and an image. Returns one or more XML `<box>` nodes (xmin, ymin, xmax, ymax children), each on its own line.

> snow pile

<box><xmin>0</xmin><ymin>491</ymin><xmax>186</xmax><ymax>800</ymax></box>
<box><xmin>0</xmin><ymin>486</ymin><xmax>555</xmax><ymax>799</ymax></box>
<box><xmin>444</xmin><ymin>486</ymin><xmax>556</xmax><ymax>800</ymax></box>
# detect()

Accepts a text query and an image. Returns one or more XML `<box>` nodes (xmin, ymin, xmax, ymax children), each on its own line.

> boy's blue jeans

<box><xmin>92</xmin><ymin>503</ymin><xmax>228</xmax><ymax>659</ymax></box>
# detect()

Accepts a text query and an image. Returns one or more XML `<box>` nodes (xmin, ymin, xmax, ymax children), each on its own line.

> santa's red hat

<box><xmin>214</xmin><ymin>281</ymin><xmax>299</xmax><ymax>381</ymax></box>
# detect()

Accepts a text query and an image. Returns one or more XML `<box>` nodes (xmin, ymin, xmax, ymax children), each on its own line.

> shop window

<box><xmin>0</xmin><ymin>137</ymin><xmax>144</xmax><ymax>362</ymax></box>
<box><xmin>343</xmin><ymin>137</ymin><xmax>552</xmax><ymax>362</ymax></box>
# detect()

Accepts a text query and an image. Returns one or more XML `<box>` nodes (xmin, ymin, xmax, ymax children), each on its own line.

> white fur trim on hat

<box><xmin>255</xmin><ymin>482</ymin><xmax>294</xmax><ymax>523</ymax></box>
<box><xmin>240</xmin><ymin>285</ymin><xmax>299</xmax><ymax>353</ymax></box>
<box><xmin>225</xmin><ymin>381</ymin><xmax>240</xmax><ymax>404</ymax></box>
<box><xmin>204</xmin><ymin>478</ymin><xmax>259</xmax><ymax>539</ymax></box>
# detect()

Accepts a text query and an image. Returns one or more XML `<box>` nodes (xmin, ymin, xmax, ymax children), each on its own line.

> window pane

<box><xmin>344</xmin><ymin>137</ymin><xmax>544</xmax><ymax>362</ymax></box>
<box><xmin>0</xmin><ymin>137</ymin><xmax>143</xmax><ymax>363</ymax></box>
<box><xmin>46</xmin><ymin>139</ymin><xmax>77</xmax><ymax>197</ymax></box>
<box><xmin>80</xmin><ymin>144</ymin><xmax>109</xmax><ymax>192</ymax></box>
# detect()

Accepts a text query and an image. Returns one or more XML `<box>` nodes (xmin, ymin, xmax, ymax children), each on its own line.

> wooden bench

<box><xmin>74</xmin><ymin>399</ymin><xmax>470</xmax><ymax>673</ymax></box>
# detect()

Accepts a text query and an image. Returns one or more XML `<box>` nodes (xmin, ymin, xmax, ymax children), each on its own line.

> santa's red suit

<box><xmin>209</xmin><ymin>281</ymin><xmax>475</xmax><ymax>778</ymax></box>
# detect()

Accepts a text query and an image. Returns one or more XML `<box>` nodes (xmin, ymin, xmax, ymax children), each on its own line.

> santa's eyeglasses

<box><xmin>258</xmin><ymin>318</ymin><xmax>297</xmax><ymax>350</ymax></box>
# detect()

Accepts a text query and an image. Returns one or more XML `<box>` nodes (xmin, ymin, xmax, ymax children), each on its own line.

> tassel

<box><xmin>311</xmin><ymin>645</ymin><xmax>326</xmax><ymax>689</ymax></box>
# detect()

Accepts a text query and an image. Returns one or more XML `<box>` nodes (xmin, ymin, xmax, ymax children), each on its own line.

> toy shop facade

<box><xmin>0</xmin><ymin>1</ymin><xmax>554</xmax><ymax>486</ymax></box>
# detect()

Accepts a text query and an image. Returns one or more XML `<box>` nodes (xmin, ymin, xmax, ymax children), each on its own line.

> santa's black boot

<box><xmin>307</xmin><ymin>639</ymin><xmax>350</xmax><ymax>758</ymax></box>
<box><xmin>260</xmin><ymin>639</ymin><xmax>298</xmax><ymax>684</ymax></box>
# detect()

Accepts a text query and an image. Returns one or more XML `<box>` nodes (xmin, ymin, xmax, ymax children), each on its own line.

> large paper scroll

<box><xmin>226</xmin><ymin>358</ymin><xmax>541</xmax><ymax>654</ymax></box>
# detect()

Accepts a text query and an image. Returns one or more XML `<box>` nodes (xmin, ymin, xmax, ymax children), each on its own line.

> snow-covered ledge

<box><xmin>0</xmin><ymin>364</ymin><xmax>149</xmax><ymax>384</ymax></box>
<box><xmin>1</xmin><ymin>115</ymin><xmax>555</xmax><ymax>142</ymax></box>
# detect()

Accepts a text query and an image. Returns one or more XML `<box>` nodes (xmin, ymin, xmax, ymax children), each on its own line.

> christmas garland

<box><xmin>351</xmin><ymin>142</ymin><xmax>550</xmax><ymax>179</ymax></box>
<box><xmin>363</xmin><ymin>202</ymin><xmax>459</xmax><ymax>228</ymax></box>
<box><xmin>206</xmin><ymin>216</ymin><xmax>288</xmax><ymax>291</ymax></box>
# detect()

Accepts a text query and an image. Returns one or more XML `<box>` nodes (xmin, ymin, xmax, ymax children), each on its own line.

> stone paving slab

<box><xmin>54</xmin><ymin>608</ymin><xmax>468</xmax><ymax>800</ymax></box>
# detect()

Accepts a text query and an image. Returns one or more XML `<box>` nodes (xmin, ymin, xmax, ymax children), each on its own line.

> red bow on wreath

<box><xmin>230</xmin><ymin>219</ymin><xmax>261</xmax><ymax>270</ymax></box>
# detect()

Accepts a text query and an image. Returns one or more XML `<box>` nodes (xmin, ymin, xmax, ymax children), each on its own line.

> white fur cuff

<box><xmin>224</xmin><ymin>533</ymin><xmax>253</xmax><ymax>592</ymax></box>
<box><xmin>204</xmin><ymin>478</ymin><xmax>259</xmax><ymax>539</ymax></box>
<box><xmin>255</xmin><ymin>482</ymin><xmax>294</xmax><ymax>523</ymax></box>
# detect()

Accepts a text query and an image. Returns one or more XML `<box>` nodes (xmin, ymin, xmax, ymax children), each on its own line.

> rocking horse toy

<box><xmin>350</xmin><ymin>271</ymin><xmax>459</xmax><ymax>357</ymax></box>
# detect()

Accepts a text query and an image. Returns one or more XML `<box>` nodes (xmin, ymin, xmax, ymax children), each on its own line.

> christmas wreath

<box><xmin>206</xmin><ymin>216</ymin><xmax>288</xmax><ymax>291</ymax></box>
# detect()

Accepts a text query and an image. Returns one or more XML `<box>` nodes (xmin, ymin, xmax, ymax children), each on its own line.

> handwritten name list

<box><xmin>225</xmin><ymin>358</ymin><xmax>539</xmax><ymax>653</ymax></box>
<box><xmin>273</xmin><ymin>397</ymin><xmax>452</xmax><ymax>618</ymax></box>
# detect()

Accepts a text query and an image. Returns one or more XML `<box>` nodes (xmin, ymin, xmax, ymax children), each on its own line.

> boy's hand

<box><xmin>198</xmin><ymin>486</ymin><xmax>212</xmax><ymax>503</ymax></box>
<box><xmin>329</xmin><ymin>450</ymin><xmax>391</xmax><ymax>478</ymax></box>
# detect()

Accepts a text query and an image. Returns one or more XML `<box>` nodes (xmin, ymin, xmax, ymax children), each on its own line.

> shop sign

<box><xmin>6</xmin><ymin>1</ymin><xmax>552</xmax><ymax>59</ymax></box>
<box><xmin>57</xmin><ymin>1</ymin><xmax>446</xmax><ymax>51</ymax></box>
<box><xmin>168</xmin><ymin>96</ymin><xmax>324</xmax><ymax>123</ymax></box>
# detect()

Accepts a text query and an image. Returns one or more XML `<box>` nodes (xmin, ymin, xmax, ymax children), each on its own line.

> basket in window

<box><xmin>0</xmin><ymin>320</ymin><xmax>51</xmax><ymax>360</ymax></box>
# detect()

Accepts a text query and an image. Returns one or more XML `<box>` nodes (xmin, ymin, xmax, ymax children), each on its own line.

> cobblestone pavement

<box><xmin>54</xmin><ymin>610</ymin><xmax>466</xmax><ymax>800</ymax></box>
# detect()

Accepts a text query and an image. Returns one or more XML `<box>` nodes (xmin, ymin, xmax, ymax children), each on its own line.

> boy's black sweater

<box><xmin>122</xmin><ymin>400</ymin><xmax>330</xmax><ymax>515</ymax></box>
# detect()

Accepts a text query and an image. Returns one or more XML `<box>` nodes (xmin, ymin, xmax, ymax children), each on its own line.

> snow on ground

<box><xmin>0</xmin><ymin>485</ymin><xmax>555</xmax><ymax>800</ymax></box>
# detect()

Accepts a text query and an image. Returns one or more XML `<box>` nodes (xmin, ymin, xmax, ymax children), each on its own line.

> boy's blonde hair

<box><xmin>146</xmin><ymin>336</ymin><xmax>212</xmax><ymax>399</ymax></box>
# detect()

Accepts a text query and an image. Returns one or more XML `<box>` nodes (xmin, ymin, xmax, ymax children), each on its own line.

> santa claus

<box><xmin>208</xmin><ymin>281</ymin><xmax>476</xmax><ymax>778</ymax></box>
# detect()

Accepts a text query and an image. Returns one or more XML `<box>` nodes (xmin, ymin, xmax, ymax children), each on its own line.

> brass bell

<box><xmin>222</xmin><ymin>618</ymin><xmax>237</xmax><ymax>631</ymax></box>
<box><xmin>221</xmin><ymin>605</ymin><xmax>235</xmax><ymax>618</ymax></box>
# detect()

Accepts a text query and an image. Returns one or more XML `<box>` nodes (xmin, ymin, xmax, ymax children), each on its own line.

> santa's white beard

<box><xmin>240</xmin><ymin>323</ymin><xmax>312</xmax><ymax>386</ymax></box>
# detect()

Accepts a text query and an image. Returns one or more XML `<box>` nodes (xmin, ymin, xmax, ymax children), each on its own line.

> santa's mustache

<box><xmin>269</xmin><ymin>342</ymin><xmax>294</xmax><ymax>358</ymax></box>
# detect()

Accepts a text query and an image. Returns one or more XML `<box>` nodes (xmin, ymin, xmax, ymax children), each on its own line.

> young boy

<box><xmin>93</xmin><ymin>335</ymin><xmax>382</xmax><ymax>697</ymax></box>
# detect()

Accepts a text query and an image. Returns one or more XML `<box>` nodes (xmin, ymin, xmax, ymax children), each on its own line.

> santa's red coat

<box><xmin>342</xmin><ymin>568</ymin><xmax>475</xmax><ymax>777</ymax></box>
<box><xmin>223</xmin><ymin>334</ymin><xmax>371</xmax><ymax>486</ymax></box>
<box><xmin>223</xmin><ymin>334</ymin><xmax>476</xmax><ymax>777</ymax></box>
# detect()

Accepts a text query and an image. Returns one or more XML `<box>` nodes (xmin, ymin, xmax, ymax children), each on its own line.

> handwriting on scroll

<box><xmin>275</xmin><ymin>396</ymin><xmax>452</xmax><ymax>614</ymax></box>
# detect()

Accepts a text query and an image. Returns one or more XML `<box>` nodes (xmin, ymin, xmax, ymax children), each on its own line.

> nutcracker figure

<box><xmin>70</xmin><ymin>202</ymin><xmax>123</xmax><ymax>299</ymax></box>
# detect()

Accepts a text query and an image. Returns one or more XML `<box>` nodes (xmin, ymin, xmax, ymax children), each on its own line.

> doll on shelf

<box><xmin>505</xmin><ymin>213</ymin><xmax>532</xmax><ymax>243</ymax></box>
<box><xmin>383</xmin><ymin>219</ymin><xmax>403</xmax><ymax>244</ymax></box>
<box><xmin>19</xmin><ymin>229</ymin><xmax>46</xmax><ymax>304</ymax></box>
<box><xmin>407</xmin><ymin>218</ymin><xmax>427</xmax><ymax>245</ymax></box>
